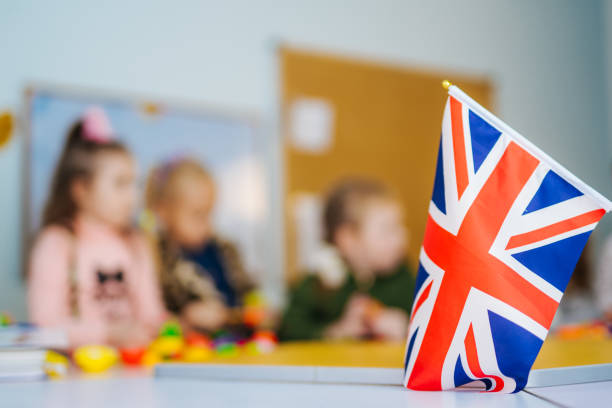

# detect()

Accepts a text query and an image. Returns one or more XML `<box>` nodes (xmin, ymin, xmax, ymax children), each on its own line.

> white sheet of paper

<box><xmin>288</xmin><ymin>98</ymin><xmax>334</xmax><ymax>153</ymax></box>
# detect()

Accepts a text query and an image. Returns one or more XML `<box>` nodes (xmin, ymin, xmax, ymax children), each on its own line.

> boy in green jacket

<box><xmin>279</xmin><ymin>179</ymin><xmax>416</xmax><ymax>341</ymax></box>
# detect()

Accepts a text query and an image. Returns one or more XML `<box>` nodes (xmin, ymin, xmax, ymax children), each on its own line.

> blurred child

<box><xmin>597</xmin><ymin>234</ymin><xmax>612</xmax><ymax>323</ymax></box>
<box><xmin>553</xmin><ymin>244</ymin><xmax>600</xmax><ymax>327</ymax></box>
<box><xmin>279</xmin><ymin>179</ymin><xmax>415</xmax><ymax>341</ymax></box>
<box><xmin>28</xmin><ymin>108</ymin><xmax>166</xmax><ymax>349</ymax></box>
<box><xmin>146</xmin><ymin>159</ymin><xmax>254</xmax><ymax>332</ymax></box>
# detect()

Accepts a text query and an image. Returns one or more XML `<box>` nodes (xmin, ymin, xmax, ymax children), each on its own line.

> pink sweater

<box><xmin>28</xmin><ymin>217</ymin><xmax>166</xmax><ymax>347</ymax></box>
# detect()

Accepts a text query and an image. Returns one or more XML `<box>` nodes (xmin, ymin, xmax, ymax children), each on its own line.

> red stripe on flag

<box><xmin>450</xmin><ymin>97</ymin><xmax>469</xmax><ymax>199</ymax></box>
<box><xmin>465</xmin><ymin>324</ymin><xmax>505</xmax><ymax>392</ymax></box>
<box><xmin>505</xmin><ymin>209</ymin><xmax>605</xmax><ymax>250</ymax></box>
<box><xmin>410</xmin><ymin>281</ymin><xmax>433</xmax><ymax>321</ymax></box>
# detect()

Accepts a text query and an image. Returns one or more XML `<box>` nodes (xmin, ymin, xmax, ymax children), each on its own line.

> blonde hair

<box><xmin>143</xmin><ymin>158</ymin><xmax>215</xmax><ymax>276</ymax></box>
<box><xmin>145</xmin><ymin>158</ymin><xmax>214</xmax><ymax>210</ymax></box>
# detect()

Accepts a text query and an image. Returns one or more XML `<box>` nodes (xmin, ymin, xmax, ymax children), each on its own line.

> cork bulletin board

<box><xmin>281</xmin><ymin>48</ymin><xmax>492</xmax><ymax>282</ymax></box>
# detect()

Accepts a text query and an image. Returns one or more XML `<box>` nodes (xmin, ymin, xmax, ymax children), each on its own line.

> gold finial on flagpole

<box><xmin>441</xmin><ymin>80</ymin><xmax>452</xmax><ymax>90</ymax></box>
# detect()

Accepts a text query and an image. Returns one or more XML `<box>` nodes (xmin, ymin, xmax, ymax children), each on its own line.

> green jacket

<box><xmin>279</xmin><ymin>261</ymin><xmax>416</xmax><ymax>341</ymax></box>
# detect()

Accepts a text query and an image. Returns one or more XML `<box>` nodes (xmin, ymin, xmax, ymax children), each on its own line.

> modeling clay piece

<box><xmin>185</xmin><ymin>332</ymin><xmax>212</xmax><ymax>348</ymax></box>
<box><xmin>159</xmin><ymin>320</ymin><xmax>182</xmax><ymax>338</ymax></box>
<box><xmin>215</xmin><ymin>342</ymin><xmax>239</xmax><ymax>357</ymax></box>
<box><xmin>150</xmin><ymin>336</ymin><xmax>184</xmax><ymax>359</ymax></box>
<box><xmin>142</xmin><ymin>350</ymin><xmax>161</xmax><ymax>367</ymax></box>
<box><xmin>182</xmin><ymin>345</ymin><xmax>212</xmax><ymax>362</ymax></box>
<box><xmin>243</xmin><ymin>291</ymin><xmax>267</xmax><ymax>327</ymax></box>
<box><xmin>120</xmin><ymin>347</ymin><xmax>147</xmax><ymax>365</ymax></box>
<box><xmin>73</xmin><ymin>345</ymin><xmax>118</xmax><ymax>373</ymax></box>
<box><xmin>44</xmin><ymin>351</ymin><xmax>69</xmax><ymax>379</ymax></box>
<box><xmin>246</xmin><ymin>330</ymin><xmax>278</xmax><ymax>354</ymax></box>
<box><xmin>0</xmin><ymin>312</ymin><xmax>13</xmax><ymax>326</ymax></box>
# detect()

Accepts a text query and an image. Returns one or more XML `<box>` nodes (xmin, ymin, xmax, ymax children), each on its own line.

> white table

<box><xmin>0</xmin><ymin>376</ymin><xmax>565</xmax><ymax>408</ymax></box>
<box><xmin>528</xmin><ymin>381</ymin><xmax>612</xmax><ymax>407</ymax></box>
<box><xmin>2</xmin><ymin>365</ymin><xmax>611</xmax><ymax>408</ymax></box>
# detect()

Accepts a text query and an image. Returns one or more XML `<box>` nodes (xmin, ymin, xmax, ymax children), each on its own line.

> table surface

<box><xmin>1</xmin><ymin>338</ymin><xmax>611</xmax><ymax>407</ymax></box>
<box><xmin>0</xmin><ymin>376</ymin><xmax>557</xmax><ymax>408</ymax></box>
<box><xmin>199</xmin><ymin>336</ymin><xmax>612</xmax><ymax>369</ymax></box>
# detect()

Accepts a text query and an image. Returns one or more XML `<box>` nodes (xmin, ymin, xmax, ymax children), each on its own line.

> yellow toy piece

<box><xmin>244</xmin><ymin>341</ymin><xmax>260</xmax><ymax>356</ymax></box>
<box><xmin>44</xmin><ymin>351</ymin><xmax>69</xmax><ymax>379</ymax></box>
<box><xmin>149</xmin><ymin>336</ymin><xmax>184</xmax><ymax>358</ymax></box>
<box><xmin>73</xmin><ymin>345</ymin><xmax>118</xmax><ymax>373</ymax></box>
<box><xmin>182</xmin><ymin>345</ymin><xmax>212</xmax><ymax>362</ymax></box>
<box><xmin>244</xmin><ymin>291</ymin><xmax>265</xmax><ymax>306</ymax></box>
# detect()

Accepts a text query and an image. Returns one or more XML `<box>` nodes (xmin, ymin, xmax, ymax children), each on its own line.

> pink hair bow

<box><xmin>82</xmin><ymin>106</ymin><xmax>114</xmax><ymax>143</ymax></box>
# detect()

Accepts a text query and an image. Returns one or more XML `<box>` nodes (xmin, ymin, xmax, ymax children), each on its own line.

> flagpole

<box><xmin>440</xmin><ymin>80</ymin><xmax>612</xmax><ymax>212</ymax></box>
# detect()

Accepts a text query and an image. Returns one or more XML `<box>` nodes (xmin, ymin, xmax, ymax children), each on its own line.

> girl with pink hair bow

<box><xmin>27</xmin><ymin>107</ymin><xmax>167</xmax><ymax>349</ymax></box>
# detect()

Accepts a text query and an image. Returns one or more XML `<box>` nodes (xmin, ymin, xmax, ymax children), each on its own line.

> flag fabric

<box><xmin>403</xmin><ymin>85</ymin><xmax>611</xmax><ymax>393</ymax></box>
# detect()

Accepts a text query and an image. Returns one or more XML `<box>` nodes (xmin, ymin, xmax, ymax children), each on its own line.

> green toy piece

<box><xmin>159</xmin><ymin>321</ymin><xmax>182</xmax><ymax>338</ymax></box>
<box><xmin>0</xmin><ymin>312</ymin><xmax>12</xmax><ymax>326</ymax></box>
<box><xmin>216</xmin><ymin>342</ymin><xmax>239</xmax><ymax>357</ymax></box>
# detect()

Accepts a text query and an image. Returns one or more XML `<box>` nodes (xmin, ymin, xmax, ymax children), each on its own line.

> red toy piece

<box><xmin>253</xmin><ymin>330</ymin><xmax>278</xmax><ymax>343</ymax></box>
<box><xmin>120</xmin><ymin>347</ymin><xmax>147</xmax><ymax>365</ymax></box>
<box><xmin>246</xmin><ymin>330</ymin><xmax>278</xmax><ymax>354</ymax></box>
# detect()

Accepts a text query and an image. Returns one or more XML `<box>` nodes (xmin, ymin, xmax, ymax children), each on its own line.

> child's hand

<box><xmin>368</xmin><ymin>307</ymin><xmax>409</xmax><ymax>341</ymax></box>
<box><xmin>344</xmin><ymin>294</ymin><xmax>371</xmax><ymax>321</ymax></box>
<box><xmin>107</xmin><ymin>321</ymin><xmax>152</xmax><ymax>348</ymax></box>
<box><xmin>182</xmin><ymin>299</ymin><xmax>229</xmax><ymax>331</ymax></box>
<box><xmin>324</xmin><ymin>295</ymin><xmax>370</xmax><ymax>340</ymax></box>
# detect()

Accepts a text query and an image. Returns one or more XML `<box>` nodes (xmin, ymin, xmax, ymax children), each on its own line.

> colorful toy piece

<box><xmin>149</xmin><ymin>336</ymin><xmax>184</xmax><ymax>359</ymax></box>
<box><xmin>243</xmin><ymin>306</ymin><xmax>266</xmax><ymax>327</ymax></box>
<box><xmin>44</xmin><ymin>351</ymin><xmax>69</xmax><ymax>379</ymax></box>
<box><xmin>141</xmin><ymin>350</ymin><xmax>162</xmax><ymax>367</ymax></box>
<box><xmin>185</xmin><ymin>332</ymin><xmax>212</xmax><ymax>348</ymax></box>
<box><xmin>120</xmin><ymin>347</ymin><xmax>147</xmax><ymax>365</ymax></box>
<box><xmin>73</xmin><ymin>345</ymin><xmax>118</xmax><ymax>373</ymax></box>
<box><xmin>0</xmin><ymin>312</ymin><xmax>13</xmax><ymax>326</ymax></box>
<box><xmin>182</xmin><ymin>345</ymin><xmax>212</xmax><ymax>362</ymax></box>
<box><xmin>215</xmin><ymin>342</ymin><xmax>239</xmax><ymax>357</ymax></box>
<box><xmin>246</xmin><ymin>330</ymin><xmax>278</xmax><ymax>355</ymax></box>
<box><xmin>242</xmin><ymin>291</ymin><xmax>267</xmax><ymax>327</ymax></box>
<box><xmin>179</xmin><ymin>331</ymin><xmax>213</xmax><ymax>362</ymax></box>
<box><xmin>159</xmin><ymin>320</ymin><xmax>182</xmax><ymax>338</ymax></box>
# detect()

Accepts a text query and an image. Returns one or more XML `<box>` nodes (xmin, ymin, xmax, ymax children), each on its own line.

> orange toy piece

<box><xmin>242</xmin><ymin>291</ymin><xmax>267</xmax><ymax>327</ymax></box>
<box><xmin>185</xmin><ymin>332</ymin><xmax>212</xmax><ymax>348</ymax></box>
<box><xmin>243</xmin><ymin>306</ymin><xmax>266</xmax><ymax>327</ymax></box>
<box><xmin>141</xmin><ymin>350</ymin><xmax>162</xmax><ymax>367</ymax></box>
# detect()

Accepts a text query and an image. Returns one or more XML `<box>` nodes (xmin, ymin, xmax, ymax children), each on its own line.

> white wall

<box><xmin>0</xmin><ymin>0</ymin><xmax>609</xmax><ymax>319</ymax></box>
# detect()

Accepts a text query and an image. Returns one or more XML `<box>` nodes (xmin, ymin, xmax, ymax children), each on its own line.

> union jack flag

<box><xmin>403</xmin><ymin>86</ymin><xmax>611</xmax><ymax>393</ymax></box>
